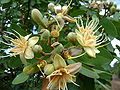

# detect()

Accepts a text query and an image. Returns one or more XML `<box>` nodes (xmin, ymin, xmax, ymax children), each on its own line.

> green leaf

<box><xmin>78</xmin><ymin>48</ymin><xmax>113</xmax><ymax>66</ymax></box>
<box><xmin>111</xmin><ymin>20</ymin><xmax>120</xmax><ymax>39</ymax></box>
<box><xmin>1</xmin><ymin>0</ymin><xmax>10</xmax><ymax>4</ymax></box>
<box><xmin>7</xmin><ymin>56</ymin><xmax>22</xmax><ymax>68</ymax></box>
<box><xmin>93</xmin><ymin>69</ymin><xmax>112</xmax><ymax>80</ymax></box>
<box><xmin>100</xmin><ymin>18</ymin><xmax>118</xmax><ymax>37</ymax></box>
<box><xmin>115</xmin><ymin>57</ymin><xmax>120</xmax><ymax>61</ymax></box>
<box><xmin>12</xmin><ymin>72</ymin><xmax>29</xmax><ymax>84</ymax></box>
<box><xmin>10</xmin><ymin>24</ymin><xmax>28</xmax><ymax>36</ymax></box>
<box><xmin>79</xmin><ymin>66</ymin><xmax>99</xmax><ymax>79</ymax></box>
<box><xmin>98</xmin><ymin>48</ymin><xmax>113</xmax><ymax>59</ymax></box>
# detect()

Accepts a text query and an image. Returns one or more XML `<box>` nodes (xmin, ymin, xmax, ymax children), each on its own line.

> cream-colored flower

<box><xmin>8</xmin><ymin>33</ymin><xmax>39</xmax><ymax>60</ymax></box>
<box><xmin>75</xmin><ymin>17</ymin><xmax>106</xmax><ymax>58</ymax></box>
<box><xmin>46</xmin><ymin>54</ymin><xmax>82</xmax><ymax>90</ymax></box>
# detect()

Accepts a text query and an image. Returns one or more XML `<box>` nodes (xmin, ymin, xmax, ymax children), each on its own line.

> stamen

<box><xmin>97</xmin><ymin>42</ymin><xmax>110</xmax><ymax>48</ymax></box>
<box><xmin>71</xmin><ymin>80</ymin><xmax>79</xmax><ymax>87</ymax></box>
<box><xmin>96</xmin><ymin>37</ymin><xmax>108</xmax><ymax>46</ymax></box>
<box><xmin>47</xmin><ymin>13</ymin><xmax>61</xmax><ymax>31</ymax></box>
<box><xmin>97</xmin><ymin>36</ymin><xmax>105</xmax><ymax>43</ymax></box>
<box><xmin>59</xmin><ymin>80</ymin><xmax>61</xmax><ymax>90</ymax></box>
<box><xmin>68</xmin><ymin>52</ymin><xmax>86</xmax><ymax>59</ymax></box>
<box><xmin>4</xmin><ymin>31</ymin><xmax>19</xmax><ymax>39</ymax></box>
<box><xmin>12</xmin><ymin>30</ymin><xmax>21</xmax><ymax>37</ymax></box>
<box><xmin>0</xmin><ymin>40</ymin><xmax>14</xmax><ymax>46</ymax></box>
<box><xmin>62</xmin><ymin>0</ymin><xmax>72</xmax><ymax>15</ymax></box>
<box><xmin>87</xmin><ymin>20</ymin><xmax>94</xmax><ymax>27</ymax></box>
<box><xmin>0</xmin><ymin>53</ymin><xmax>17</xmax><ymax>59</ymax></box>
<box><xmin>80</xmin><ymin>17</ymin><xmax>84</xmax><ymax>28</ymax></box>
<box><xmin>0</xmin><ymin>35</ymin><xmax>13</xmax><ymax>40</ymax></box>
<box><xmin>92</xmin><ymin>25</ymin><xmax>102</xmax><ymax>35</ymax></box>
<box><xmin>96</xmin><ymin>28</ymin><xmax>104</xmax><ymax>38</ymax></box>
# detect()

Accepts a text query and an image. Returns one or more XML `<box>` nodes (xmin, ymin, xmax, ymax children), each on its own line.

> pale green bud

<box><xmin>41</xmin><ymin>29</ymin><xmax>50</xmax><ymax>41</ymax></box>
<box><xmin>67</xmin><ymin>32</ymin><xmax>77</xmax><ymax>45</ymax></box>
<box><xmin>51</xmin><ymin>44</ymin><xmax>64</xmax><ymax>55</ymax></box>
<box><xmin>62</xmin><ymin>6</ymin><xmax>68</xmax><ymax>13</ymax></box>
<box><xmin>51</xmin><ymin>30</ymin><xmax>59</xmax><ymax>37</ymax></box>
<box><xmin>23</xmin><ymin>64</ymin><xmax>39</xmax><ymax>75</ymax></box>
<box><xmin>31</xmin><ymin>9</ymin><xmax>46</xmax><ymax>27</ymax></box>
<box><xmin>48</xmin><ymin>3</ymin><xmax>55</xmax><ymax>12</ymax></box>
<box><xmin>55</xmin><ymin>15</ymin><xmax>64</xmax><ymax>30</ymax></box>
<box><xmin>109</xmin><ymin>1</ymin><xmax>114</xmax><ymax>6</ymax></box>
<box><xmin>33</xmin><ymin>45</ymin><xmax>43</xmax><ymax>53</ymax></box>
<box><xmin>54</xmin><ymin>4</ymin><xmax>62</xmax><ymax>14</ymax></box>
<box><xmin>44</xmin><ymin>64</ymin><xmax>54</xmax><ymax>75</ymax></box>
<box><xmin>110</xmin><ymin>5</ymin><xmax>116</xmax><ymax>13</ymax></box>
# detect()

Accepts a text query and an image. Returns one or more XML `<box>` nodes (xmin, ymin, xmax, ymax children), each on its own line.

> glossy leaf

<box><xmin>79</xmin><ymin>66</ymin><xmax>99</xmax><ymax>79</ymax></box>
<box><xmin>100</xmin><ymin>18</ymin><xmax>118</xmax><ymax>37</ymax></box>
<box><xmin>12</xmin><ymin>73</ymin><xmax>29</xmax><ymax>84</ymax></box>
<box><xmin>11</xmin><ymin>24</ymin><xmax>28</xmax><ymax>36</ymax></box>
<box><xmin>1</xmin><ymin>0</ymin><xmax>10</xmax><ymax>4</ymax></box>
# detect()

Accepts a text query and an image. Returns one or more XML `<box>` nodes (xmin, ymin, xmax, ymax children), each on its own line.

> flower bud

<box><xmin>55</xmin><ymin>15</ymin><xmax>65</xmax><ymax>30</ymax></box>
<box><xmin>33</xmin><ymin>45</ymin><xmax>43</xmax><ymax>53</ymax></box>
<box><xmin>66</xmin><ymin>62</ymin><xmax>82</xmax><ymax>75</ymax></box>
<box><xmin>48</xmin><ymin>3</ymin><xmax>55</xmax><ymax>12</ymax></box>
<box><xmin>51</xmin><ymin>44</ymin><xmax>64</xmax><ymax>55</ymax></box>
<box><xmin>62</xmin><ymin>47</ymin><xmax>83</xmax><ymax>59</ymax></box>
<box><xmin>62</xmin><ymin>6</ymin><xmax>68</xmax><ymax>12</ymax></box>
<box><xmin>23</xmin><ymin>64</ymin><xmax>39</xmax><ymax>75</ymax></box>
<box><xmin>41</xmin><ymin>29</ymin><xmax>50</xmax><ymax>41</ymax></box>
<box><xmin>31</xmin><ymin>9</ymin><xmax>46</xmax><ymax>27</ymax></box>
<box><xmin>51</xmin><ymin>30</ymin><xmax>59</xmax><ymax>37</ymax></box>
<box><xmin>67</xmin><ymin>32</ymin><xmax>77</xmax><ymax>45</ymax></box>
<box><xmin>109</xmin><ymin>1</ymin><xmax>114</xmax><ymax>6</ymax></box>
<box><xmin>54</xmin><ymin>5</ymin><xmax>62</xmax><ymax>14</ymax></box>
<box><xmin>110</xmin><ymin>5</ymin><xmax>116</xmax><ymax>13</ymax></box>
<box><xmin>44</xmin><ymin>64</ymin><xmax>54</xmax><ymax>75</ymax></box>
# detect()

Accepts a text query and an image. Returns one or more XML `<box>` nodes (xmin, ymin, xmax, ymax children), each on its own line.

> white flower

<box><xmin>75</xmin><ymin>17</ymin><xmax>106</xmax><ymax>57</ymax></box>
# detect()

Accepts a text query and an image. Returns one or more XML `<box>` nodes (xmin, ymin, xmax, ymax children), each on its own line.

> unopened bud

<box><xmin>48</xmin><ymin>3</ymin><xmax>55</xmax><ymax>12</ymax></box>
<box><xmin>44</xmin><ymin>64</ymin><xmax>54</xmax><ymax>75</ymax></box>
<box><xmin>33</xmin><ymin>45</ymin><xmax>43</xmax><ymax>53</ymax></box>
<box><xmin>62</xmin><ymin>6</ymin><xmax>68</xmax><ymax>12</ymax></box>
<box><xmin>67</xmin><ymin>32</ymin><xmax>77</xmax><ymax>45</ymax></box>
<box><xmin>23</xmin><ymin>64</ymin><xmax>39</xmax><ymax>75</ymax></box>
<box><xmin>66</xmin><ymin>62</ymin><xmax>82</xmax><ymax>75</ymax></box>
<box><xmin>51</xmin><ymin>30</ymin><xmax>59</xmax><ymax>37</ymax></box>
<box><xmin>110</xmin><ymin>5</ymin><xmax>116</xmax><ymax>13</ymax></box>
<box><xmin>54</xmin><ymin>5</ymin><xmax>62</xmax><ymax>14</ymax></box>
<box><xmin>31</xmin><ymin>9</ymin><xmax>46</xmax><ymax>27</ymax></box>
<box><xmin>52</xmin><ymin>44</ymin><xmax>64</xmax><ymax>55</ymax></box>
<box><xmin>41</xmin><ymin>29</ymin><xmax>50</xmax><ymax>41</ymax></box>
<box><xmin>62</xmin><ymin>47</ymin><xmax>83</xmax><ymax>59</ymax></box>
<box><xmin>31</xmin><ymin>9</ymin><xmax>43</xmax><ymax>24</ymax></box>
<box><xmin>109</xmin><ymin>1</ymin><xmax>114</xmax><ymax>6</ymax></box>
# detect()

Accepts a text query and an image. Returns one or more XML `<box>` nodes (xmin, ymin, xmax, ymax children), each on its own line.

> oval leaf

<box><xmin>100</xmin><ymin>18</ymin><xmax>117</xmax><ymax>37</ymax></box>
<box><xmin>12</xmin><ymin>72</ymin><xmax>29</xmax><ymax>84</ymax></box>
<box><xmin>79</xmin><ymin>67</ymin><xmax>99</xmax><ymax>79</ymax></box>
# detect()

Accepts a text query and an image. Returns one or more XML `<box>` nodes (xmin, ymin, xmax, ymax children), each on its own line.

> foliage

<box><xmin>0</xmin><ymin>0</ymin><xmax>120</xmax><ymax>90</ymax></box>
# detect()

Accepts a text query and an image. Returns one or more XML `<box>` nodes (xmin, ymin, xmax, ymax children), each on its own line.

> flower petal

<box><xmin>65</xmin><ymin>62</ymin><xmax>82</xmax><ymax>75</ymax></box>
<box><xmin>84</xmin><ymin>47</ymin><xmax>96</xmax><ymax>58</ymax></box>
<box><xmin>20</xmin><ymin>54</ymin><xmax>27</xmax><ymax>65</ymax></box>
<box><xmin>25</xmin><ymin>47</ymin><xmax>34</xmax><ymax>59</ymax></box>
<box><xmin>24</xmin><ymin>34</ymin><xmax>32</xmax><ymax>40</ymax></box>
<box><xmin>53</xmin><ymin>54</ymin><xmax>66</xmax><ymax>69</ymax></box>
<box><xmin>28</xmin><ymin>36</ymin><xmax>39</xmax><ymax>47</ymax></box>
